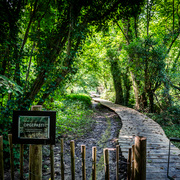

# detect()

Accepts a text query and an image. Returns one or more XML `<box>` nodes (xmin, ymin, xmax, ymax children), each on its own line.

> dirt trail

<box><xmin>4</xmin><ymin>102</ymin><xmax>127</xmax><ymax>180</ymax></box>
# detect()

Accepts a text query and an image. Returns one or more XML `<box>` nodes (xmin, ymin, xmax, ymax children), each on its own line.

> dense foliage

<box><xmin>0</xmin><ymin>0</ymin><xmax>180</xmax><ymax>165</ymax></box>
<box><xmin>0</xmin><ymin>0</ymin><xmax>145</xmax><ymax>133</ymax></box>
<box><xmin>44</xmin><ymin>94</ymin><xmax>93</xmax><ymax>138</ymax></box>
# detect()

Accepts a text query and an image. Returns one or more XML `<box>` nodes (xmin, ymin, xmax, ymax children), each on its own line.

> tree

<box><xmin>0</xmin><ymin>0</ymin><xmax>146</xmax><ymax>134</ymax></box>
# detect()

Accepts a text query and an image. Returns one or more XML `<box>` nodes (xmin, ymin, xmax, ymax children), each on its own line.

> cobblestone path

<box><xmin>93</xmin><ymin>98</ymin><xmax>180</xmax><ymax>180</ymax></box>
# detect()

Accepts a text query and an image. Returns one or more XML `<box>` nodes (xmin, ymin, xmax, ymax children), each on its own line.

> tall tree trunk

<box><xmin>123</xmin><ymin>69</ymin><xmax>131</xmax><ymax>106</ymax></box>
<box><xmin>162</xmin><ymin>81</ymin><xmax>172</xmax><ymax>110</ymax></box>
<box><xmin>110</xmin><ymin>58</ymin><xmax>124</xmax><ymax>105</ymax></box>
<box><xmin>130</xmin><ymin>71</ymin><xmax>140</xmax><ymax>109</ymax></box>
<box><xmin>148</xmin><ymin>91</ymin><xmax>154</xmax><ymax>113</ymax></box>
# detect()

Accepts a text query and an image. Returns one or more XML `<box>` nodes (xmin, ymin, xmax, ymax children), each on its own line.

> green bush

<box><xmin>43</xmin><ymin>94</ymin><xmax>94</xmax><ymax>139</ymax></box>
<box><xmin>65</xmin><ymin>93</ymin><xmax>92</xmax><ymax>106</ymax></box>
<box><xmin>146</xmin><ymin>105</ymin><xmax>180</xmax><ymax>148</ymax></box>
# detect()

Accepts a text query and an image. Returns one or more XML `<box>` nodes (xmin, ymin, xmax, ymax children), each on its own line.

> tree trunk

<box><xmin>110</xmin><ymin>59</ymin><xmax>124</xmax><ymax>105</ymax></box>
<box><xmin>140</xmin><ymin>92</ymin><xmax>148</xmax><ymax>110</ymax></box>
<box><xmin>123</xmin><ymin>69</ymin><xmax>131</xmax><ymax>106</ymax></box>
<box><xmin>130</xmin><ymin>71</ymin><xmax>140</xmax><ymax>109</ymax></box>
<box><xmin>148</xmin><ymin>91</ymin><xmax>154</xmax><ymax>113</ymax></box>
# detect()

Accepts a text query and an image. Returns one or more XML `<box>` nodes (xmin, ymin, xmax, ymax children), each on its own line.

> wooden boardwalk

<box><xmin>93</xmin><ymin>98</ymin><xmax>180</xmax><ymax>180</ymax></box>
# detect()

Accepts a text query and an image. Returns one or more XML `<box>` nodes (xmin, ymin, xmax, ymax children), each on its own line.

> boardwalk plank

<box><xmin>93</xmin><ymin>98</ymin><xmax>180</xmax><ymax>180</ymax></box>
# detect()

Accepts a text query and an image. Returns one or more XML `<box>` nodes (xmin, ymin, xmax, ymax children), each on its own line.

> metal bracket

<box><xmin>167</xmin><ymin>137</ymin><xmax>180</xmax><ymax>180</ymax></box>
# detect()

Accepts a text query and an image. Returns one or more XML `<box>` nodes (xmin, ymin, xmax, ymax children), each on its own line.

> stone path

<box><xmin>93</xmin><ymin>98</ymin><xmax>180</xmax><ymax>180</ymax></box>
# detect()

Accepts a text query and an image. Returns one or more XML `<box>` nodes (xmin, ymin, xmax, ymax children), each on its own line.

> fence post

<box><xmin>20</xmin><ymin>144</ymin><xmax>24</xmax><ymax>180</ymax></box>
<box><xmin>0</xmin><ymin>136</ymin><xmax>4</xmax><ymax>180</ymax></box>
<box><xmin>131</xmin><ymin>145</ymin><xmax>135</xmax><ymax>180</ymax></box>
<box><xmin>61</xmin><ymin>138</ymin><xmax>64</xmax><ymax>180</ymax></box>
<box><xmin>134</xmin><ymin>136</ymin><xmax>146</xmax><ymax>180</ymax></box>
<box><xmin>8</xmin><ymin>134</ymin><xmax>14</xmax><ymax>180</ymax></box>
<box><xmin>50</xmin><ymin>145</ymin><xmax>55</xmax><ymax>180</ymax></box>
<box><xmin>127</xmin><ymin>148</ymin><xmax>132</xmax><ymax>180</ymax></box>
<box><xmin>92</xmin><ymin>146</ymin><xmax>96</xmax><ymax>180</ymax></box>
<box><xmin>116</xmin><ymin>145</ymin><xmax>119</xmax><ymax>180</ymax></box>
<box><xmin>81</xmin><ymin>145</ymin><xmax>86</xmax><ymax>180</ymax></box>
<box><xmin>29</xmin><ymin>105</ymin><xmax>42</xmax><ymax>180</ymax></box>
<box><xmin>104</xmin><ymin>148</ymin><xmax>109</xmax><ymax>180</ymax></box>
<box><xmin>70</xmin><ymin>140</ymin><xmax>75</xmax><ymax>180</ymax></box>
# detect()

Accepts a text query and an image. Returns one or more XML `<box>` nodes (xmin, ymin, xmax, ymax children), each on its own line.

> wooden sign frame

<box><xmin>12</xmin><ymin>111</ymin><xmax>56</xmax><ymax>145</ymax></box>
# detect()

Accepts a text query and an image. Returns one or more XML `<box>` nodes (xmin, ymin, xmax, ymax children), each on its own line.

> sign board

<box><xmin>12</xmin><ymin>111</ymin><xmax>56</xmax><ymax>145</ymax></box>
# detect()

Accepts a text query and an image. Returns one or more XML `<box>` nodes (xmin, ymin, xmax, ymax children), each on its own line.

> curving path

<box><xmin>93</xmin><ymin>98</ymin><xmax>180</xmax><ymax>180</ymax></box>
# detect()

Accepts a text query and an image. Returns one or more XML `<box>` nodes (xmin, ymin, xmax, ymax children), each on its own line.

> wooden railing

<box><xmin>0</xmin><ymin>135</ymin><xmax>147</xmax><ymax>180</ymax></box>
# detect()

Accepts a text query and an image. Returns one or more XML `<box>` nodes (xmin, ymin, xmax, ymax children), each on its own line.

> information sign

<box><xmin>12</xmin><ymin>111</ymin><xmax>56</xmax><ymax>145</ymax></box>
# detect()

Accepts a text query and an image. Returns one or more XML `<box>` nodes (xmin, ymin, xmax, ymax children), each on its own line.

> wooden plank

<box><xmin>104</xmin><ymin>148</ymin><xmax>109</xmax><ymax>180</ymax></box>
<box><xmin>29</xmin><ymin>105</ymin><xmax>42</xmax><ymax>180</ymax></box>
<box><xmin>70</xmin><ymin>140</ymin><xmax>75</xmax><ymax>180</ymax></box>
<box><xmin>93</xmin><ymin>98</ymin><xmax>180</xmax><ymax>180</ymax></box>
<box><xmin>20</xmin><ymin>144</ymin><xmax>24</xmax><ymax>180</ymax></box>
<box><xmin>81</xmin><ymin>145</ymin><xmax>86</xmax><ymax>180</ymax></box>
<box><xmin>50</xmin><ymin>145</ymin><xmax>54</xmax><ymax>180</ymax></box>
<box><xmin>8</xmin><ymin>134</ymin><xmax>14</xmax><ymax>180</ymax></box>
<box><xmin>0</xmin><ymin>136</ymin><xmax>4</xmax><ymax>180</ymax></box>
<box><xmin>92</xmin><ymin>146</ymin><xmax>96</xmax><ymax>180</ymax></box>
<box><xmin>60</xmin><ymin>138</ymin><xmax>64</xmax><ymax>180</ymax></box>
<box><xmin>146</xmin><ymin>173</ymin><xmax>180</xmax><ymax>179</ymax></box>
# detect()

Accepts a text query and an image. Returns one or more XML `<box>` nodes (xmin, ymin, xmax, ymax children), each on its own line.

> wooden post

<box><xmin>104</xmin><ymin>148</ymin><xmax>109</xmax><ymax>180</ymax></box>
<box><xmin>61</xmin><ymin>138</ymin><xmax>64</xmax><ymax>180</ymax></box>
<box><xmin>81</xmin><ymin>145</ymin><xmax>86</xmax><ymax>180</ymax></box>
<box><xmin>8</xmin><ymin>134</ymin><xmax>14</xmax><ymax>180</ymax></box>
<box><xmin>50</xmin><ymin>145</ymin><xmax>55</xmax><ymax>180</ymax></box>
<box><xmin>116</xmin><ymin>145</ymin><xmax>119</xmax><ymax>180</ymax></box>
<box><xmin>92</xmin><ymin>146</ymin><xmax>96</xmax><ymax>180</ymax></box>
<box><xmin>0</xmin><ymin>136</ymin><xmax>4</xmax><ymax>180</ymax></box>
<box><xmin>131</xmin><ymin>145</ymin><xmax>135</xmax><ymax>180</ymax></box>
<box><xmin>134</xmin><ymin>136</ymin><xmax>146</xmax><ymax>180</ymax></box>
<box><xmin>127</xmin><ymin>148</ymin><xmax>132</xmax><ymax>180</ymax></box>
<box><xmin>20</xmin><ymin>144</ymin><xmax>24</xmax><ymax>180</ymax></box>
<box><xmin>70</xmin><ymin>140</ymin><xmax>75</xmax><ymax>180</ymax></box>
<box><xmin>29</xmin><ymin>105</ymin><xmax>42</xmax><ymax>180</ymax></box>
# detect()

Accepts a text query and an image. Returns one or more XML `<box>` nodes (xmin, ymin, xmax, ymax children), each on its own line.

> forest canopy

<box><xmin>0</xmin><ymin>0</ymin><xmax>180</xmax><ymax>135</ymax></box>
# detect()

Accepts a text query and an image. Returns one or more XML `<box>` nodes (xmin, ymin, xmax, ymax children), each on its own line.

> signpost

<box><xmin>12</xmin><ymin>109</ymin><xmax>56</xmax><ymax>145</ymax></box>
<box><xmin>12</xmin><ymin>105</ymin><xmax>56</xmax><ymax>180</ymax></box>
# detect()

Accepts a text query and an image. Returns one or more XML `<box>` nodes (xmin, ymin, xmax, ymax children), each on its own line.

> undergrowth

<box><xmin>145</xmin><ymin>106</ymin><xmax>180</xmax><ymax>149</ymax></box>
<box><xmin>44</xmin><ymin>93</ymin><xmax>94</xmax><ymax>139</ymax></box>
<box><xmin>1</xmin><ymin>93</ymin><xmax>93</xmax><ymax>171</ymax></box>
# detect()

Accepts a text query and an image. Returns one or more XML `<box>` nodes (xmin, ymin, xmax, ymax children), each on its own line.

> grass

<box><xmin>145</xmin><ymin>106</ymin><xmax>180</xmax><ymax>149</ymax></box>
<box><xmin>43</xmin><ymin>93</ymin><xmax>94</xmax><ymax>139</ymax></box>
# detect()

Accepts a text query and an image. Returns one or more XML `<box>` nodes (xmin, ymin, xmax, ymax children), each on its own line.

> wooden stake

<box><xmin>50</xmin><ymin>145</ymin><xmax>55</xmax><ymax>180</ymax></box>
<box><xmin>92</xmin><ymin>146</ymin><xmax>96</xmax><ymax>180</ymax></box>
<box><xmin>29</xmin><ymin>105</ymin><xmax>42</xmax><ymax>180</ymax></box>
<box><xmin>127</xmin><ymin>148</ymin><xmax>132</xmax><ymax>180</ymax></box>
<box><xmin>29</xmin><ymin>144</ymin><xmax>32</xmax><ymax>180</ymax></box>
<box><xmin>131</xmin><ymin>145</ymin><xmax>135</xmax><ymax>180</ymax></box>
<box><xmin>81</xmin><ymin>145</ymin><xmax>86</xmax><ymax>180</ymax></box>
<box><xmin>8</xmin><ymin>134</ymin><xmax>14</xmax><ymax>180</ymax></box>
<box><xmin>0</xmin><ymin>136</ymin><xmax>4</xmax><ymax>180</ymax></box>
<box><xmin>104</xmin><ymin>148</ymin><xmax>109</xmax><ymax>180</ymax></box>
<box><xmin>61</xmin><ymin>138</ymin><xmax>64</xmax><ymax>180</ymax></box>
<box><xmin>20</xmin><ymin>144</ymin><xmax>24</xmax><ymax>180</ymax></box>
<box><xmin>116</xmin><ymin>145</ymin><xmax>119</xmax><ymax>180</ymax></box>
<box><xmin>29</xmin><ymin>145</ymin><xmax>42</xmax><ymax>180</ymax></box>
<box><xmin>134</xmin><ymin>136</ymin><xmax>146</xmax><ymax>180</ymax></box>
<box><xmin>70</xmin><ymin>140</ymin><xmax>75</xmax><ymax>180</ymax></box>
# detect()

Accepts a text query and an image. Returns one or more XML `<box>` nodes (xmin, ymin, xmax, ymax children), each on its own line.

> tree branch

<box><xmin>165</xmin><ymin>75</ymin><xmax>180</xmax><ymax>91</ymax></box>
<box><xmin>165</xmin><ymin>28</ymin><xmax>180</xmax><ymax>56</ymax></box>
<box><xmin>19</xmin><ymin>0</ymin><xmax>38</xmax><ymax>55</ymax></box>
<box><xmin>115</xmin><ymin>20</ymin><xmax>130</xmax><ymax>44</ymax></box>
